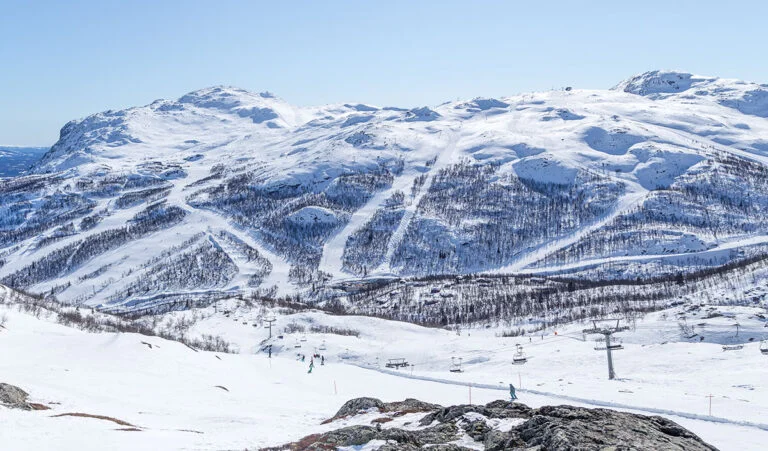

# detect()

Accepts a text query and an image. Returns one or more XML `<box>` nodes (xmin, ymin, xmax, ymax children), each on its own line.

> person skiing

<box><xmin>321</xmin><ymin>355</ymin><xmax>325</xmax><ymax>366</ymax></box>
<box><xmin>301</xmin><ymin>354</ymin><xmax>305</xmax><ymax>362</ymax></box>
<box><xmin>308</xmin><ymin>360</ymin><xmax>314</xmax><ymax>374</ymax></box>
<box><xmin>509</xmin><ymin>384</ymin><xmax>518</xmax><ymax>401</ymax></box>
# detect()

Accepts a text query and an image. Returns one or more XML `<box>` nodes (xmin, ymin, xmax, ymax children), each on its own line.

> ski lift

<box><xmin>319</xmin><ymin>340</ymin><xmax>327</xmax><ymax>351</ymax></box>
<box><xmin>294</xmin><ymin>341</ymin><xmax>302</xmax><ymax>349</ymax></box>
<box><xmin>512</xmin><ymin>344</ymin><xmax>528</xmax><ymax>365</ymax></box>
<box><xmin>300</xmin><ymin>335</ymin><xmax>307</xmax><ymax>342</ymax></box>
<box><xmin>450</xmin><ymin>357</ymin><xmax>463</xmax><ymax>373</ymax></box>
<box><xmin>593</xmin><ymin>337</ymin><xmax>607</xmax><ymax>350</ymax></box>
<box><xmin>760</xmin><ymin>340</ymin><xmax>768</xmax><ymax>355</ymax></box>
<box><xmin>385</xmin><ymin>358</ymin><xmax>408</xmax><ymax>368</ymax></box>
<box><xmin>593</xmin><ymin>337</ymin><xmax>624</xmax><ymax>351</ymax></box>
<box><xmin>722</xmin><ymin>344</ymin><xmax>744</xmax><ymax>351</ymax></box>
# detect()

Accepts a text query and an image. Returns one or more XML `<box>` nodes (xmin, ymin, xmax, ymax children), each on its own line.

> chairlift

<box><xmin>294</xmin><ymin>341</ymin><xmax>302</xmax><ymax>349</ymax></box>
<box><xmin>512</xmin><ymin>344</ymin><xmax>528</xmax><ymax>365</ymax></box>
<box><xmin>300</xmin><ymin>335</ymin><xmax>307</xmax><ymax>342</ymax></box>
<box><xmin>385</xmin><ymin>358</ymin><xmax>408</xmax><ymax>368</ymax></box>
<box><xmin>722</xmin><ymin>344</ymin><xmax>744</xmax><ymax>351</ymax></box>
<box><xmin>319</xmin><ymin>340</ymin><xmax>327</xmax><ymax>351</ymax></box>
<box><xmin>449</xmin><ymin>357</ymin><xmax>463</xmax><ymax>373</ymax></box>
<box><xmin>608</xmin><ymin>338</ymin><xmax>624</xmax><ymax>350</ymax></box>
<box><xmin>759</xmin><ymin>340</ymin><xmax>768</xmax><ymax>355</ymax></box>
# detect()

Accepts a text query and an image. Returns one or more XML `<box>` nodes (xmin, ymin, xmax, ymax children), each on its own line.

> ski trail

<box><xmin>375</xmin><ymin>129</ymin><xmax>461</xmax><ymax>274</ymax></box>
<box><xmin>517</xmin><ymin>234</ymin><xmax>768</xmax><ymax>275</ymax></box>
<box><xmin>162</xmin><ymin>165</ymin><xmax>294</xmax><ymax>295</ymax></box>
<box><xmin>207</xmin><ymin>234</ymin><xmax>268</xmax><ymax>291</ymax></box>
<box><xmin>355</xmin><ymin>363</ymin><xmax>768</xmax><ymax>433</ymax></box>
<box><xmin>491</xmin><ymin>184</ymin><xmax>648</xmax><ymax>274</ymax></box>
<box><xmin>186</xmin><ymin>208</ymin><xmax>292</xmax><ymax>295</ymax></box>
<box><xmin>318</xmin><ymin>172</ymin><xmax>420</xmax><ymax>279</ymax></box>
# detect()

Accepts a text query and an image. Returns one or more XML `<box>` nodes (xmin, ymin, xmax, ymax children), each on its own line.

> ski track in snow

<box><xmin>518</xmin><ymin>234</ymin><xmax>768</xmax><ymax>275</ymax></box>
<box><xmin>356</xmin><ymin>364</ymin><xmax>768</xmax><ymax>433</ymax></box>
<box><xmin>375</xmin><ymin>128</ymin><xmax>461</xmax><ymax>274</ymax></box>
<box><xmin>491</xmin><ymin>185</ymin><xmax>649</xmax><ymax>274</ymax></box>
<box><xmin>318</xmin><ymin>170</ymin><xmax>420</xmax><ymax>279</ymax></box>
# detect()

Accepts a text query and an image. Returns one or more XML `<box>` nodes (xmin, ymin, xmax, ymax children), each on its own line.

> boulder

<box><xmin>514</xmin><ymin>405</ymin><xmax>718</xmax><ymax>451</ymax></box>
<box><xmin>331</xmin><ymin>397</ymin><xmax>385</xmax><ymax>419</ymax></box>
<box><xmin>0</xmin><ymin>383</ymin><xmax>32</xmax><ymax>410</ymax></box>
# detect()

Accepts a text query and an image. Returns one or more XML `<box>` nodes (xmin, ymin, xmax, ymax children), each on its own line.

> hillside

<box><xmin>1</xmin><ymin>284</ymin><xmax>766</xmax><ymax>450</ymax></box>
<box><xmin>1</xmin><ymin>71</ymin><xmax>768</xmax><ymax>312</ymax></box>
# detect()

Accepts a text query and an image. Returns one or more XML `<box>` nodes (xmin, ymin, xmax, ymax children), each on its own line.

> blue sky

<box><xmin>2</xmin><ymin>0</ymin><xmax>767</xmax><ymax>146</ymax></box>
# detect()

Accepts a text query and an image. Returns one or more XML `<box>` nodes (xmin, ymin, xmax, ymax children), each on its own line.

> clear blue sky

<box><xmin>2</xmin><ymin>0</ymin><xmax>767</xmax><ymax>146</ymax></box>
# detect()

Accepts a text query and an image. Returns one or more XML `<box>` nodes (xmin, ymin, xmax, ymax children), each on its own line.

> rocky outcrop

<box><xmin>327</xmin><ymin>396</ymin><xmax>442</xmax><ymax>422</ymax></box>
<box><xmin>270</xmin><ymin>397</ymin><xmax>719</xmax><ymax>451</ymax></box>
<box><xmin>419</xmin><ymin>399</ymin><xmax>532</xmax><ymax>426</ymax></box>
<box><xmin>0</xmin><ymin>383</ymin><xmax>33</xmax><ymax>410</ymax></box>
<box><xmin>509</xmin><ymin>405</ymin><xmax>718</xmax><ymax>451</ymax></box>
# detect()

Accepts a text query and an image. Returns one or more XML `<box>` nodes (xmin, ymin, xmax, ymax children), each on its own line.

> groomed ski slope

<box><xmin>6</xmin><ymin>71</ymin><xmax>768</xmax><ymax>308</ymax></box>
<box><xmin>2</xmin><ymin>298</ymin><xmax>767</xmax><ymax>450</ymax></box>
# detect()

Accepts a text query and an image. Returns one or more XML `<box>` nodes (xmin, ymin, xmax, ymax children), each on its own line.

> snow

<box><xmin>3</xmin><ymin>70</ymin><xmax>768</xmax><ymax>308</ymax></box>
<box><xmin>2</xmin><ymin>283</ymin><xmax>768</xmax><ymax>450</ymax></box>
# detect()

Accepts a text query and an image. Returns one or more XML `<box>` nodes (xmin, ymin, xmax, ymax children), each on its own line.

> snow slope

<box><xmin>2</xmin><ymin>285</ymin><xmax>767</xmax><ymax>450</ymax></box>
<box><xmin>1</xmin><ymin>71</ymin><xmax>768</xmax><ymax>310</ymax></box>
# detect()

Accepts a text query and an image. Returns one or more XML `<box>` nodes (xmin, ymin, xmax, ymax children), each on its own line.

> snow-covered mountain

<box><xmin>2</xmin><ymin>71</ymin><xmax>768</xmax><ymax>311</ymax></box>
<box><xmin>0</xmin><ymin>146</ymin><xmax>49</xmax><ymax>177</ymax></box>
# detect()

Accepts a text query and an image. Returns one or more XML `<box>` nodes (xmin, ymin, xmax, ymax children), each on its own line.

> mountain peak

<box><xmin>612</xmin><ymin>70</ymin><xmax>715</xmax><ymax>97</ymax></box>
<box><xmin>178</xmin><ymin>86</ymin><xmax>284</xmax><ymax>110</ymax></box>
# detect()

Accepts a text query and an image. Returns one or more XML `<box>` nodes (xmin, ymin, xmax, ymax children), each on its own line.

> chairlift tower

<box><xmin>264</xmin><ymin>316</ymin><xmax>276</xmax><ymax>339</ymax></box>
<box><xmin>583</xmin><ymin>319</ymin><xmax>629</xmax><ymax>380</ymax></box>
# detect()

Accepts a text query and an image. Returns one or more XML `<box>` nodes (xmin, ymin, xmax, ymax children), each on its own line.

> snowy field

<box><xmin>2</xmin><ymin>287</ymin><xmax>767</xmax><ymax>450</ymax></box>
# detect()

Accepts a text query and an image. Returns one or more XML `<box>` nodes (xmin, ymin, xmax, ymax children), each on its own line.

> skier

<box><xmin>268</xmin><ymin>345</ymin><xmax>272</xmax><ymax>358</ymax></box>
<box><xmin>301</xmin><ymin>354</ymin><xmax>306</xmax><ymax>362</ymax></box>
<box><xmin>308</xmin><ymin>360</ymin><xmax>314</xmax><ymax>374</ymax></box>
<box><xmin>321</xmin><ymin>355</ymin><xmax>325</xmax><ymax>366</ymax></box>
<box><xmin>509</xmin><ymin>384</ymin><xmax>518</xmax><ymax>401</ymax></box>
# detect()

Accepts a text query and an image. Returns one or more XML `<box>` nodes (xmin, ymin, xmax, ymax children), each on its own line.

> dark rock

<box><xmin>414</xmin><ymin>422</ymin><xmax>459</xmax><ymax>444</ymax></box>
<box><xmin>0</xmin><ymin>383</ymin><xmax>33</xmax><ymax>410</ymax></box>
<box><xmin>384</xmin><ymin>397</ymin><xmax>442</xmax><ymax>414</ymax></box>
<box><xmin>272</xmin><ymin>398</ymin><xmax>718</xmax><ymax>451</ymax></box>
<box><xmin>331</xmin><ymin>397</ymin><xmax>385</xmax><ymax>419</ymax></box>
<box><xmin>463</xmin><ymin>419</ymin><xmax>492</xmax><ymax>441</ymax></box>
<box><xmin>299</xmin><ymin>425</ymin><xmax>378</xmax><ymax>449</ymax></box>
<box><xmin>515</xmin><ymin>405</ymin><xmax>719</xmax><ymax>451</ymax></box>
<box><xmin>419</xmin><ymin>404</ymin><xmax>484</xmax><ymax>426</ymax></box>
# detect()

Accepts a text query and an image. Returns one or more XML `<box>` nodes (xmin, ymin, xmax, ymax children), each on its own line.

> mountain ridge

<box><xmin>2</xmin><ymin>70</ymin><xmax>768</xmax><ymax>312</ymax></box>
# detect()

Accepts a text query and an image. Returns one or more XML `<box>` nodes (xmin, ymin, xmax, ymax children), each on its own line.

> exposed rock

<box><xmin>330</xmin><ymin>397</ymin><xmax>385</xmax><ymax>420</ymax></box>
<box><xmin>328</xmin><ymin>396</ymin><xmax>442</xmax><ymax>422</ymax></box>
<box><xmin>277</xmin><ymin>398</ymin><xmax>718</xmax><ymax>451</ymax></box>
<box><xmin>385</xmin><ymin>398</ymin><xmax>442</xmax><ymax>414</ymax></box>
<box><xmin>513</xmin><ymin>405</ymin><xmax>718</xmax><ymax>451</ymax></box>
<box><xmin>419</xmin><ymin>400</ymin><xmax>531</xmax><ymax>426</ymax></box>
<box><xmin>0</xmin><ymin>383</ymin><xmax>33</xmax><ymax>410</ymax></box>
